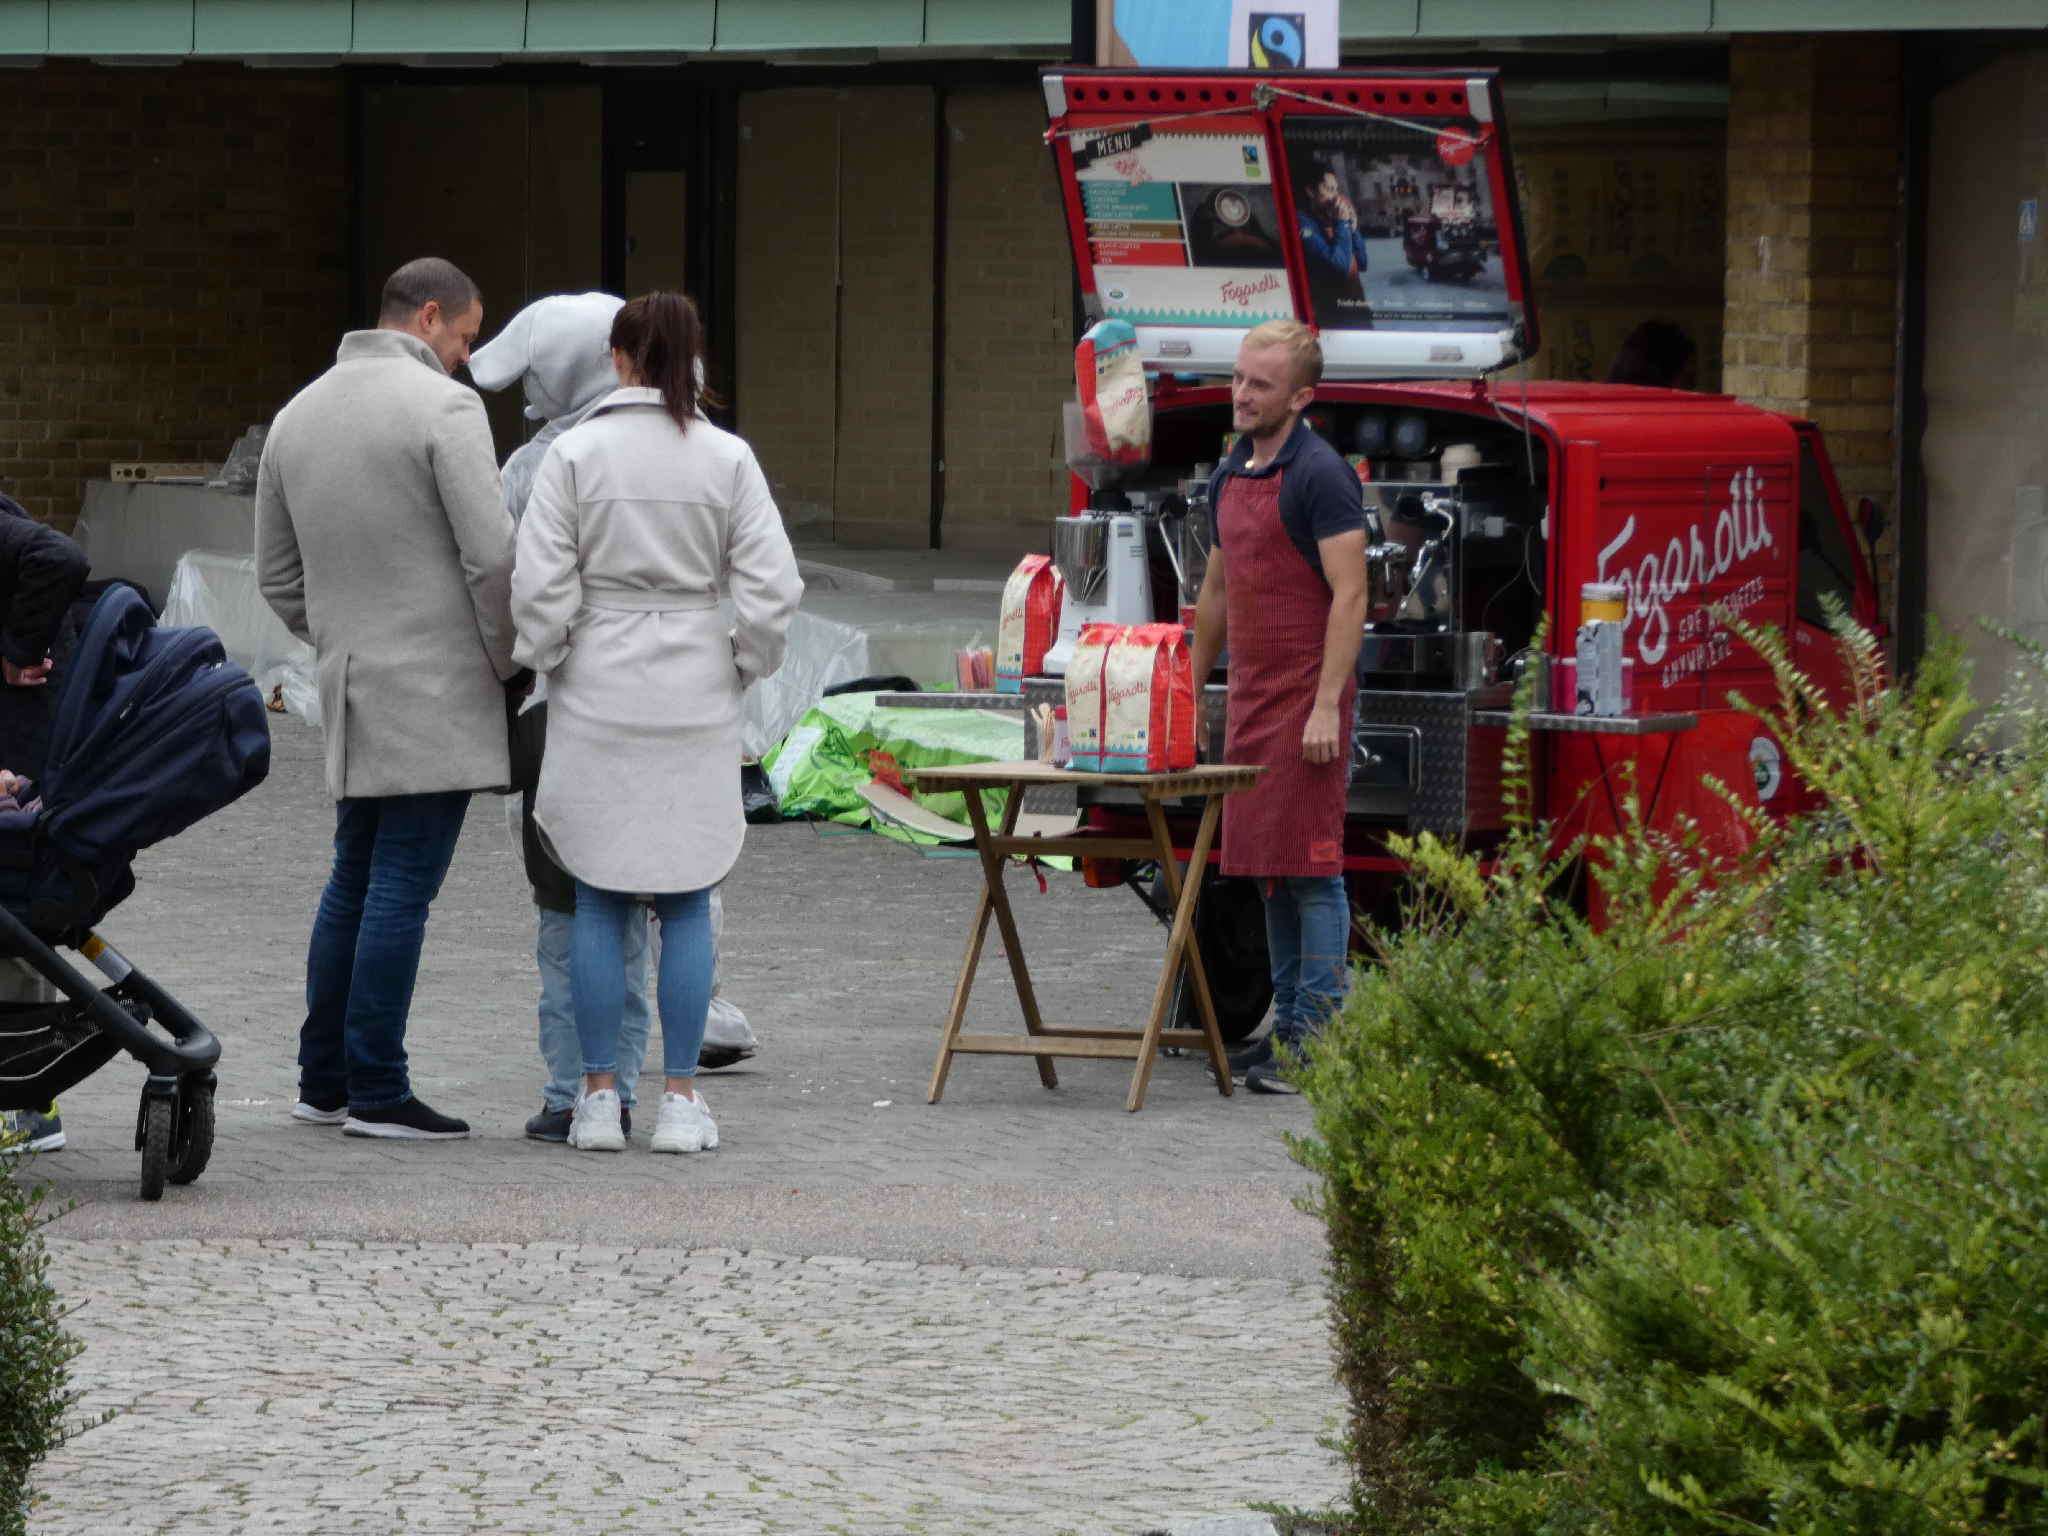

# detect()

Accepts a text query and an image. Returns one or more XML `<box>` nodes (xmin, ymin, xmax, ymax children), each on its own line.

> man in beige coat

<box><xmin>256</xmin><ymin>256</ymin><xmax>519</xmax><ymax>1141</ymax></box>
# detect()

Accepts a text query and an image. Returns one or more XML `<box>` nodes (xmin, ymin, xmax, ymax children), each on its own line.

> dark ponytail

<box><xmin>609</xmin><ymin>291</ymin><xmax>721</xmax><ymax>433</ymax></box>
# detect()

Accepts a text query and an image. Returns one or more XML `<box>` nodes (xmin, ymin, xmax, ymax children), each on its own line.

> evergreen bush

<box><xmin>1296</xmin><ymin>614</ymin><xmax>2048</xmax><ymax>1533</ymax></box>
<box><xmin>0</xmin><ymin>1148</ymin><xmax>91</xmax><ymax>1536</ymax></box>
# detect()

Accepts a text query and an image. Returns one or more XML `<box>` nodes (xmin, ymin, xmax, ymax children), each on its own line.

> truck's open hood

<box><xmin>1042</xmin><ymin>67</ymin><xmax>1537</xmax><ymax>381</ymax></box>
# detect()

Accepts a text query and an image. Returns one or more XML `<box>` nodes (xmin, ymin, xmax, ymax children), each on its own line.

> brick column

<box><xmin>1722</xmin><ymin>35</ymin><xmax>1904</xmax><ymax>608</ymax></box>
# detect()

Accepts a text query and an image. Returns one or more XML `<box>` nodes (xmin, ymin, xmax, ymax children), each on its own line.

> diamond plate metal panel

<box><xmin>1355</xmin><ymin>688</ymin><xmax>1509</xmax><ymax>839</ymax></box>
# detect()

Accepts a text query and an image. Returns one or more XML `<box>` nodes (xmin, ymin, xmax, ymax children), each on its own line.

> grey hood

<box><xmin>470</xmin><ymin>291</ymin><xmax>625</xmax><ymax>424</ymax></box>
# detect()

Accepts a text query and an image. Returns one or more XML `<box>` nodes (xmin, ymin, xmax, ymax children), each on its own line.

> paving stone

<box><xmin>19</xmin><ymin>717</ymin><xmax>1346</xmax><ymax>1532</ymax></box>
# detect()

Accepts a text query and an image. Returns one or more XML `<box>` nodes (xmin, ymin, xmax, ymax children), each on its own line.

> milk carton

<box><xmin>1575</xmin><ymin>620</ymin><xmax>1625</xmax><ymax>716</ymax></box>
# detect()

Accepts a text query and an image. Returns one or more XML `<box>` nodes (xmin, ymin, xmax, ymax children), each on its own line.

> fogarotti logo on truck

<box><xmin>1596</xmin><ymin>466</ymin><xmax>1776</xmax><ymax>681</ymax></box>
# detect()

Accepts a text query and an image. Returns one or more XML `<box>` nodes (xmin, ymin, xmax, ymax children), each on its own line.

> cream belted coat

<box><xmin>256</xmin><ymin>329</ymin><xmax>519</xmax><ymax>800</ymax></box>
<box><xmin>511</xmin><ymin>387</ymin><xmax>803</xmax><ymax>893</ymax></box>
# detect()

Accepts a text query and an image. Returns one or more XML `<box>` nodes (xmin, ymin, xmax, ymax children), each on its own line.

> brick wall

<box><xmin>736</xmin><ymin>89</ymin><xmax>842</xmax><ymax>539</ymax></box>
<box><xmin>0</xmin><ymin>63</ymin><xmax>348</xmax><ymax>531</ymax></box>
<box><xmin>1723</xmin><ymin>35</ymin><xmax>1903</xmax><ymax>613</ymax></box>
<box><xmin>835</xmin><ymin>87</ymin><xmax>935</xmax><ymax>550</ymax></box>
<box><xmin>939</xmin><ymin>87</ymin><xmax>1075</xmax><ymax>556</ymax></box>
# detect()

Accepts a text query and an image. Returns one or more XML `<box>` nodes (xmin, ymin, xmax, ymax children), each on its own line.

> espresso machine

<box><xmin>1356</xmin><ymin>457</ymin><xmax>1524</xmax><ymax>690</ymax></box>
<box><xmin>1342</xmin><ymin>449</ymin><xmax>1539</xmax><ymax>839</ymax></box>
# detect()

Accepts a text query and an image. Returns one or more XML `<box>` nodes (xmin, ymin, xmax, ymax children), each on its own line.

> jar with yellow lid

<box><xmin>1580</xmin><ymin>582</ymin><xmax>1626</xmax><ymax>624</ymax></box>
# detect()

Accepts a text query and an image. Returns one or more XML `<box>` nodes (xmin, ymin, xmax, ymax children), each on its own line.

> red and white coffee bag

<box><xmin>1074</xmin><ymin>318</ymin><xmax>1151</xmax><ymax>467</ymax></box>
<box><xmin>1100</xmin><ymin>623</ymin><xmax>1196</xmax><ymax>774</ymax></box>
<box><xmin>994</xmin><ymin>553</ymin><xmax>1061</xmax><ymax>693</ymax></box>
<box><xmin>1062</xmin><ymin>622</ymin><xmax>1125</xmax><ymax>772</ymax></box>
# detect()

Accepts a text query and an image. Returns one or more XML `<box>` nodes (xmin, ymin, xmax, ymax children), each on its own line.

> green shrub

<box><xmin>1296</xmin><ymin>617</ymin><xmax>2048</xmax><ymax>1534</ymax></box>
<box><xmin>0</xmin><ymin>1149</ymin><xmax>92</xmax><ymax>1536</ymax></box>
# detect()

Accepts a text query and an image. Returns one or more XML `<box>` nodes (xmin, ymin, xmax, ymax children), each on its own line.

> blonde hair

<box><xmin>1243</xmin><ymin>319</ymin><xmax>1323</xmax><ymax>390</ymax></box>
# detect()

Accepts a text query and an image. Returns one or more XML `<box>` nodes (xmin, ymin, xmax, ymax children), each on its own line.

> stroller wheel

<box><xmin>168</xmin><ymin>1075</ymin><xmax>215</xmax><ymax>1186</ymax></box>
<box><xmin>138</xmin><ymin>1094</ymin><xmax>173</xmax><ymax>1202</ymax></box>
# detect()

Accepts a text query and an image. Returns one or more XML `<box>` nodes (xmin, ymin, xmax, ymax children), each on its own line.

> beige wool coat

<box><xmin>256</xmin><ymin>330</ymin><xmax>520</xmax><ymax>800</ymax></box>
<box><xmin>511</xmin><ymin>387</ymin><xmax>802</xmax><ymax>894</ymax></box>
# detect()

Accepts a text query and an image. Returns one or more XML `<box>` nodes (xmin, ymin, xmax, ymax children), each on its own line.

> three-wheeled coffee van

<box><xmin>1008</xmin><ymin>66</ymin><xmax>1884</xmax><ymax>1041</ymax></box>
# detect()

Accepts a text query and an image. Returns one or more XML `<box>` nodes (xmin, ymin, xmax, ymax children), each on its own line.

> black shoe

<box><xmin>524</xmin><ymin>1105</ymin><xmax>572</xmax><ymax>1142</ymax></box>
<box><xmin>532</xmin><ymin>1101</ymin><xmax>632</xmax><ymax>1142</ymax></box>
<box><xmin>1226</xmin><ymin>1037</ymin><xmax>1274</xmax><ymax>1075</ymax></box>
<box><xmin>697</xmin><ymin>1045</ymin><xmax>754</xmax><ymax>1072</ymax></box>
<box><xmin>291</xmin><ymin>1096</ymin><xmax>347</xmax><ymax>1126</ymax></box>
<box><xmin>1246</xmin><ymin>1058</ymin><xmax>1302</xmax><ymax>1095</ymax></box>
<box><xmin>344</xmin><ymin>1096</ymin><xmax>471</xmax><ymax>1140</ymax></box>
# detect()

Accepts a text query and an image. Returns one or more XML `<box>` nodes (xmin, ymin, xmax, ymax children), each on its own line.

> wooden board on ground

<box><xmin>857</xmin><ymin>779</ymin><xmax>1080</xmax><ymax>844</ymax></box>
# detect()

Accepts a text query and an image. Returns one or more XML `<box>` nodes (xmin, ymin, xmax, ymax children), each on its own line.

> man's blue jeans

<box><xmin>536</xmin><ymin>906</ymin><xmax>650</xmax><ymax>1113</ymax></box>
<box><xmin>572</xmin><ymin>882</ymin><xmax>714</xmax><ymax>1082</ymax></box>
<box><xmin>1261</xmin><ymin>874</ymin><xmax>1350</xmax><ymax>1049</ymax></box>
<box><xmin>299</xmin><ymin>791</ymin><xmax>471</xmax><ymax>1112</ymax></box>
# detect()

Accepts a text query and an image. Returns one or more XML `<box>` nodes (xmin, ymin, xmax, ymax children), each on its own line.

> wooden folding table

<box><xmin>904</xmin><ymin>759</ymin><xmax>1264</xmax><ymax>1112</ymax></box>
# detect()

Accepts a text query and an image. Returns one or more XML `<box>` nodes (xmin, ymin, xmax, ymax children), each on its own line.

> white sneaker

<box><xmin>650</xmin><ymin>1089</ymin><xmax>718</xmax><ymax>1154</ymax></box>
<box><xmin>567</xmin><ymin>1088</ymin><xmax>625</xmax><ymax>1152</ymax></box>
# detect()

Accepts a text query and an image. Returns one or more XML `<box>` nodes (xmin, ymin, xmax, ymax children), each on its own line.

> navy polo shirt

<box><xmin>1208</xmin><ymin>416</ymin><xmax>1365</xmax><ymax>583</ymax></box>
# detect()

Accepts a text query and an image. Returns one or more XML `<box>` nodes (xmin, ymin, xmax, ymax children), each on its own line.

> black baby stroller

<box><xmin>0</xmin><ymin>583</ymin><xmax>270</xmax><ymax>1199</ymax></box>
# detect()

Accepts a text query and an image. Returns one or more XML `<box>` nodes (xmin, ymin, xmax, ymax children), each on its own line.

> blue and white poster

<box><xmin>1098</xmin><ymin>0</ymin><xmax>1338</xmax><ymax>69</ymax></box>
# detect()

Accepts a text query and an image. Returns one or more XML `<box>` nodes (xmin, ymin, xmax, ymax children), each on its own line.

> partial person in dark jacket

<box><xmin>0</xmin><ymin>494</ymin><xmax>89</xmax><ymax>691</ymax></box>
<box><xmin>0</xmin><ymin>490</ymin><xmax>88</xmax><ymax>1156</ymax></box>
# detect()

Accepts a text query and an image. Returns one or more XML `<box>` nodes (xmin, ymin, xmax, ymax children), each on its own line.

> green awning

<box><xmin>0</xmin><ymin>0</ymin><xmax>1073</xmax><ymax>55</ymax></box>
<box><xmin>1344</xmin><ymin>0</ymin><xmax>2048</xmax><ymax>30</ymax></box>
<box><xmin>3</xmin><ymin>0</ymin><xmax>2045</xmax><ymax>59</ymax></box>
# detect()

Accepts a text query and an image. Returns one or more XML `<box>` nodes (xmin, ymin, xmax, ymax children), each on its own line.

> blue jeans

<box><xmin>572</xmin><ymin>881</ymin><xmax>713</xmax><ymax>1082</ymax></box>
<box><xmin>299</xmin><ymin>792</ymin><xmax>471</xmax><ymax>1111</ymax></box>
<box><xmin>536</xmin><ymin>906</ymin><xmax>651</xmax><ymax>1112</ymax></box>
<box><xmin>1262</xmin><ymin>875</ymin><xmax>1350</xmax><ymax>1049</ymax></box>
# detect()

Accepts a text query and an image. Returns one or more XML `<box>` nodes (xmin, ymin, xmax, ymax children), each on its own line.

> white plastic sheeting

<box><xmin>736</xmin><ymin>595</ymin><xmax>992</xmax><ymax>760</ymax></box>
<box><xmin>161</xmin><ymin>549</ymin><xmax>320</xmax><ymax>725</ymax></box>
<box><xmin>739</xmin><ymin>606</ymin><xmax>868</xmax><ymax>761</ymax></box>
<box><xmin>157</xmin><ymin>546</ymin><xmax>996</xmax><ymax>760</ymax></box>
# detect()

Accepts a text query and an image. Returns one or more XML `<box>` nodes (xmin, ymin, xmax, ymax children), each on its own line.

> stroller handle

<box><xmin>0</xmin><ymin>903</ymin><xmax>220</xmax><ymax>1076</ymax></box>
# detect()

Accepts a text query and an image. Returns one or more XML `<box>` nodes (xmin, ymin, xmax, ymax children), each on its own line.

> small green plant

<box><xmin>1295</xmin><ymin>611</ymin><xmax>2048</xmax><ymax>1534</ymax></box>
<box><xmin>0</xmin><ymin>1149</ymin><xmax>95</xmax><ymax>1536</ymax></box>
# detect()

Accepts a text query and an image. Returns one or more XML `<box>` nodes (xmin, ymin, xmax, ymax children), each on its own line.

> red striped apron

<box><xmin>1217</xmin><ymin>467</ymin><xmax>1354</xmax><ymax>878</ymax></box>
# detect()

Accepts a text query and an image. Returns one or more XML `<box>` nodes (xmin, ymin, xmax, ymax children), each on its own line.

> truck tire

<box><xmin>1174</xmin><ymin>874</ymin><xmax>1273</xmax><ymax>1044</ymax></box>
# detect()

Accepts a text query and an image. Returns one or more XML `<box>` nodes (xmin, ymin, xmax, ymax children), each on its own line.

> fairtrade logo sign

<box><xmin>1249</xmin><ymin>12</ymin><xmax>1306</xmax><ymax>69</ymax></box>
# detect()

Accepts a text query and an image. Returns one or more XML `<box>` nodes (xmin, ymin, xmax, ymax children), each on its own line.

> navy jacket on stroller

<box><xmin>0</xmin><ymin>583</ymin><xmax>270</xmax><ymax>1198</ymax></box>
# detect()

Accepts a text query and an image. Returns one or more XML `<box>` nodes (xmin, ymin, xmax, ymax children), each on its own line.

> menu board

<box><xmin>1279</xmin><ymin>115</ymin><xmax>1514</xmax><ymax>333</ymax></box>
<box><xmin>1045</xmin><ymin>68</ymin><xmax>1538</xmax><ymax>377</ymax></box>
<box><xmin>1074</xmin><ymin>116</ymin><xmax>1294</xmax><ymax>328</ymax></box>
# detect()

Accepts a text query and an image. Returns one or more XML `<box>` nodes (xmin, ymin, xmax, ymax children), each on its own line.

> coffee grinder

<box><xmin>1045</xmin><ymin>400</ymin><xmax>1154</xmax><ymax>676</ymax></box>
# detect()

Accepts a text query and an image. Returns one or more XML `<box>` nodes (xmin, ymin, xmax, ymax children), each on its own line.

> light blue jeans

<box><xmin>1262</xmin><ymin>875</ymin><xmax>1350</xmax><ymax>1048</ymax></box>
<box><xmin>572</xmin><ymin>882</ymin><xmax>714</xmax><ymax>1081</ymax></box>
<box><xmin>537</xmin><ymin>907</ymin><xmax>650</xmax><ymax>1112</ymax></box>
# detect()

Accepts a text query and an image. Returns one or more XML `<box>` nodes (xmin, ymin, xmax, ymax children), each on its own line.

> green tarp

<box><xmin>761</xmin><ymin>693</ymin><xmax>1024</xmax><ymax>846</ymax></box>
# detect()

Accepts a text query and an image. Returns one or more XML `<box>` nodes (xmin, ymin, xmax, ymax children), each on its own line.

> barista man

<box><xmin>1189</xmin><ymin>319</ymin><xmax>1366</xmax><ymax>1094</ymax></box>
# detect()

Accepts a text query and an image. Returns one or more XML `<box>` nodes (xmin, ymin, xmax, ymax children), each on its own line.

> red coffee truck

<box><xmin>1020</xmin><ymin>67</ymin><xmax>1883</xmax><ymax>1040</ymax></box>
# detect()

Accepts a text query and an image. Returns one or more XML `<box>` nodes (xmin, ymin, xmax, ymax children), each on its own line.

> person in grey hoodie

<box><xmin>468</xmin><ymin>293</ymin><xmax>758</xmax><ymax>1147</ymax></box>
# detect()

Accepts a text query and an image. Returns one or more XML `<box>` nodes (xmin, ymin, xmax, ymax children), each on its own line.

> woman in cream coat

<box><xmin>511</xmin><ymin>292</ymin><xmax>802</xmax><ymax>1155</ymax></box>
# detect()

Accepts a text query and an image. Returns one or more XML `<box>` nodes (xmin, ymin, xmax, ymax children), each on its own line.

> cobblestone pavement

<box><xmin>36</xmin><ymin>1240</ymin><xmax>1338</xmax><ymax>1534</ymax></box>
<box><xmin>21</xmin><ymin>718</ymin><xmax>1346</xmax><ymax>1531</ymax></box>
